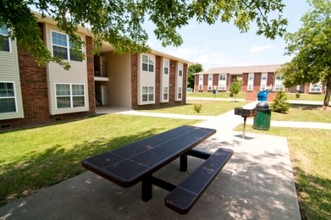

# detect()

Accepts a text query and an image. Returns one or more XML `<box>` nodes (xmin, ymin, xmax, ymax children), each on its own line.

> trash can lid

<box><xmin>256</xmin><ymin>101</ymin><xmax>269</xmax><ymax>109</ymax></box>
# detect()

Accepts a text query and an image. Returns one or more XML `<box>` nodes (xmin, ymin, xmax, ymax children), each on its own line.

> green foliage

<box><xmin>271</xmin><ymin>91</ymin><xmax>290</xmax><ymax>113</ymax></box>
<box><xmin>187</xmin><ymin>63</ymin><xmax>203</xmax><ymax>89</ymax></box>
<box><xmin>0</xmin><ymin>0</ymin><xmax>287</xmax><ymax>69</ymax></box>
<box><xmin>193</xmin><ymin>103</ymin><xmax>202</xmax><ymax>113</ymax></box>
<box><xmin>229</xmin><ymin>80</ymin><xmax>242</xmax><ymax>101</ymax></box>
<box><xmin>278</xmin><ymin>0</ymin><xmax>331</xmax><ymax>107</ymax></box>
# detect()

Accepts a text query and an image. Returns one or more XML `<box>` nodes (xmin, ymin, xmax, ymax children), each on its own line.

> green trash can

<box><xmin>253</xmin><ymin>102</ymin><xmax>271</xmax><ymax>131</ymax></box>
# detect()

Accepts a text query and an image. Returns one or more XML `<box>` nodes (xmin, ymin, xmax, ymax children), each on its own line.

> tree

<box><xmin>278</xmin><ymin>0</ymin><xmax>331</xmax><ymax>108</ymax></box>
<box><xmin>0</xmin><ymin>0</ymin><xmax>287</xmax><ymax>69</ymax></box>
<box><xmin>271</xmin><ymin>91</ymin><xmax>290</xmax><ymax>113</ymax></box>
<box><xmin>187</xmin><ymin>63</ymin><xmax>203</xmax><ymax>89</ymax></box>
<box><xmin>229</xmin><ymin>80</ymin><xmax>242</xmax><ymax>101</ymax></box>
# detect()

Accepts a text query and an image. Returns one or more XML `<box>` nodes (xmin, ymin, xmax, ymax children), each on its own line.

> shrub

<box><xmin>296</xmin><ymin>92</ymin><xmax>300</xmax><ymax>98</ymax></box>
<box><xmin>229</xmin><ymin>80</ymin><xmax>242</xmax><ymax>101</ymax></box>
<box><xmin>193</xmin><ymin>104</ymin><xmax>202</xmax><ymax>113</ymax></box>
<box><xmin>271</xmin><ymin>91</ymin><xmax>290</xmax><ymax>113</ymax></box>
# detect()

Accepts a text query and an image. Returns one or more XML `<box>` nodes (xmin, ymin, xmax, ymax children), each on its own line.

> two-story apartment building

<box><xmin>0</xmin><ymin>13</ymin><xmax>190</xmax><ymax>129</ymax></box>
<box><xmin>194</xmin><ymin>64</ymin><xmax>324</xmax><ymax>94</ymax></box>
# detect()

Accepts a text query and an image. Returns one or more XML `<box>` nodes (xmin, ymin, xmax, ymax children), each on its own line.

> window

<box><xmin>219</xmin><ymin>74</ymin><xmax>226</xmax><ymax>81</ymax></box>
<box><xmin>51</xmin><ymin>31</ymin><xmax>83</xmax><ymax>61</ymax></box>
<box><xmin>163</xmin><ymin>87</ymin><xmax>168</xmax><ymax>101</ymax></box>
<box><xmin>56</xmin><ymin>84</ymin><xmax>85</xmax><ymax>109</ymax></box>
<box><xmin>142</xmin><ymin>54</ymin><xmax>154</xmax><ymax>72</ymax></box>
<box><xmin>142</xmin><ymin>86</ymin><xmax>154</xmax><ymax>102</ymax></box>
<box><xmin>247</xmin><ymin>73</ymin><xmax>254</xmax><ymax>91</ymax></box>
<box><xmin>275</xmin><ymin>84</ymin><xmax>284</xmax><ymax>91</ymax></box>
<box><xmin>218</xmin><ymin>84</ymin><xmax>226</xmax><ymax>91</ymax></box>
<box><xmin>310</xmin><ymin>83</ymin><xmax>322</xmax><ymax>93</ymax></box>
<box><xmin>178</xmin><ymin>64</ymin><xmax>183</xmax><ymax>76</ymax></box>
<box><xmin>0</xmin><ymin>82</ymin><xmax>16</xmax><ymax>113</ymax></box>
<box><xmin>0</xmin><ymin>26</ymin><xmax>10</xmax><ymax>52</ymax></box>
<box><xmin>163</xmin><ymin>60</ymin><xmax>169</xmax><ymax>74</ymax></box>
<box><xmin>199</xmin><ymin>85</ymin><xmax>202</xmax><ymax>90</ymax></box>
<box><xmin>177</xmin><ymin>87</ymin><xmax>182</xmax><ymax>99</ymax></box>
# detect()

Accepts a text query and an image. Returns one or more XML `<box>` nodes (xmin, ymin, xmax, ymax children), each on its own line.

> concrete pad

<box><xmin>0</xmin><ymin>132</ymin><xmax>301</xmax><ymax>220</ymax></box>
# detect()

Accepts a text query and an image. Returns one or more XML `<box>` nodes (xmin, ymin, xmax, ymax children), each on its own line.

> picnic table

<box><xmin>82</xmin><ymin>125</ymin><xmax>233</xmax><ymax>214</ymax></box>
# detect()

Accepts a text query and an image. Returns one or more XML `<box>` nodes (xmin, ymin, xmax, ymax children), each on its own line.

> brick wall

<box><xmin>131</xmin><ymin>53</ymin><xmax>138</xmax><ymax>109</ymax></box>
<box><xmin>194</xmin><ymin>75</ymin><xmax>199</xmax><ymax>92</ymax></box>
<box><xmin>86</xmin><ymin>36</ymin><xmax>96</xmax><ymax>113</ymax></box>
<box><xmin>213</xmin><ymin>74</ymin><xmax>219</xmax><ymax>90</ymax></box>
<box><xmin>155</xmin><ymin>56</ymin><xmax>161</xmax><ymax>104</ymax></box>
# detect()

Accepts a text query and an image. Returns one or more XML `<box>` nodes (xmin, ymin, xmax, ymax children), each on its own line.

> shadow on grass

<box><xmin>290</xmin><ymin>104</ymin><xmax>323</xmax><ymax>110</ymax></box>
<box><xmin>293</xmin><ymin>166</ymin><xmax>331</xmax><ymax>220</ymax></box>
<box><xmin>0</xmin><ymin>128</ymin><xmax>162</xmax><ymax>207</ymax></box>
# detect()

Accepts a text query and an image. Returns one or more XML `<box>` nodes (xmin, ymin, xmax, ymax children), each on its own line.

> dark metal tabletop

<box><xmin>82</xmin><ymin>125</ymin><xmax>216</xmax><ymax>187</ymax></box>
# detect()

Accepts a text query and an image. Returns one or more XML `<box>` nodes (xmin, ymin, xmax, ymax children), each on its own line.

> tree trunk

<box><xmin>323</xmin><ymin>74</ymin><xmax>331</xmax><ymax>108</ymax></box>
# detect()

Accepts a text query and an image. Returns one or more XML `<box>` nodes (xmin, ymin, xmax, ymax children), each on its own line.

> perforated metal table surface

<box><xmin>82</xmin><ymin>125</ymin><xmax>216</xmax><ymax>189</ymax></box>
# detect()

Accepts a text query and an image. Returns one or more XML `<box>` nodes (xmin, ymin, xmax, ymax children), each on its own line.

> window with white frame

<box><xmin>274</xmin><ymin>74</ymin><xmax>284</xmax><ymax>91</ymax></box>
<box><xmin>218</xmin><ymin>74</ymin><xmax>227</xmax><ymax>90</ymax></box>
<box><xmin>178</xmin><ymin>63</ymin><xmax>183</xmax><ymax>76</ymax></box>
<box><xmin>142</xmin><ymin>86</ymin><xmax>154</xmax><ymax>102</ymax></box>
<box><xmin>163</xmin><ymin>60</ymin><xmax>169</xmax><ymax>74</ymax></box>
<box><xmin>208</xmin><ymin>74</ymin><xmax>213</xmax><ymax>90</ymax></box>
<box><xmin>141</xmin><ymin>54</ymin><xmax>154</xmax><ymax>72</ymax></box>
<box><xmin>163</xmin><ymin>86</ymin><xmax>168</xmax><ymax>101</ymax></box>
<box><xmin>260</xmin><ymin>73</ymin><xmax>267</xmax><ymax>91</ymax></box>
<box><xmin>0</xmin><ymin>82</ymin><xmax>16</xmax><ymax>113</ymax></box>
<box><xmin>219</xmin><ymin>74</ymin><xmax>226</xmax><ymax>81</ymax></box>
<box><xmin>177</xmin><ymin>87</ymin><xmax>182</xmax><ymax>99</ymax></box>
<box><xmin>198</xmin><ymin>75</ymin><xmax>203</xmax><ymax>90</ymax></box>
<box><xmin>247</xmin><ymin>73</ymin><xmax>254</xmax><ymax>91</ymax></box>
<box><xmin>51</xmin><ymin>31</ymin><xmax>83</xmax><ymax>61</ymax></box>
<box><xmin>0</xmin><ymin>26</ymin><xmax>10</xmax><ymax>52</ymax></box>
<box><xmin>55</xmin><ymin>84</ymin><xmax>85</xmax><ymax>109</ymax></box>
<box><xmin>309</xmin><ymin>83</ymin><xmax>322</xmax><ymax>93</ymax></box>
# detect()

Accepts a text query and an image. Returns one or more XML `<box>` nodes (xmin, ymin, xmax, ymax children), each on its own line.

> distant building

<box><xmin>194</xmin><ymin>64</ymin><xmax>323</xmax><ymax>94</ymax></box>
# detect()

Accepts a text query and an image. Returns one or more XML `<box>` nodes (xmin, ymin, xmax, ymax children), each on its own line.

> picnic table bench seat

<box><xmin>165</xmin><ymin>148</ymin><xmax>233</xmax><ymax>214</ymax></box>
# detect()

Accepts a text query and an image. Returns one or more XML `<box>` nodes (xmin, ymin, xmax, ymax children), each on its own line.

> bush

<box><xmin>193</xmin><ymin>104</ymin><xmax>202</xmax><ymax>113</ymax></box>
<box><xmin>271</xmin><ymin>91</ymin><xmax>290</xmax><ymax>113</ymax></box>
<box><xmin>296</xmin><ymin>92</ymin><xmax>300</xmax><ymax>98</ymax></box>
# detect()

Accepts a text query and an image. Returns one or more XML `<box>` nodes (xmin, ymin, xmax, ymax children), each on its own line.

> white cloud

<box><xmin>249</xmin><ymin>44</ymin><xmax>275</xmax><ymax>53</ymax></box>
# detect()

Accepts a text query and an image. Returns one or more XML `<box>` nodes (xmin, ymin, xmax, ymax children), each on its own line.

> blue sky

<box><xmin>146</xmin><ymin>0</ymin><xmax>311</xmax><ymax>70</ymax></box>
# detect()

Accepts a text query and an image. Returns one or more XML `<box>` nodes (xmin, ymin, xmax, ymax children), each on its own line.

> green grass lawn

<box><xmin>237</xmin><ymin>126</ymin><xmax>331</xmax><ymax>220</ymax></box>
<box><xmin>140</xmin><ymin>100</ymin><xmax>249</xmax><ymax>116</ymax></box>
<box><xmin>286</xmin><ymin>93</ymin><xmax>325</xmax><ymax>101</ymax></box>
<box><xmin>187</xmin><ymin>91</ymin><xmax>325</xmax><ymax>102</ymax></box>
<box><xmin>0</xmin><ymin>114</ymin><xmax>198</xmax><ymax>206</ymax></box>
<box><xmin>271</xmin><ymin>105</ymin><xmax>331</xmax><ymax>123</ymax></box>
<box><xmin>187</xmin><ymin>91</ymin><xmax>246</xmax><ymax>99</ymax></box>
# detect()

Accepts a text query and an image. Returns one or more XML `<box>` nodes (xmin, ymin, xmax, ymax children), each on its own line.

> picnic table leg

<box><xmin>141</xmin><ymin>176</ymin><xmax>152</xmax><ymax>202</ymax></box>
<box><xmin>180</xmin><ymin>154</ymin><xmax>187</xmax><ymax>172</ymax></box>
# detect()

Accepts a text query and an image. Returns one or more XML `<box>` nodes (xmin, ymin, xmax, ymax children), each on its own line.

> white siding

<box><xmin>260</xmin><ymin>72</ymin><xmax>267</xmax><ymax>91</ymax></box>
<box><xmin>218</xmin><ymin>74</ymin><xmax>227</xmax><ymax>91</ymax></box>
<box><xmin>198</xmin><ymin>75</ymin><xmax>203</xmax><ymax>91</ymax></box>
<box><xmin>45</xmin><ymin>24</ymin><xmax>89</xmax><ymax>115</ymax></box>
<box><xmin>138</xmin><ymin>53</ymin><xmax>155</xmax><ymax>105</ymax></box>
<box><xmin>175</xmin><ymin>63</ymin><xmax>183</xmax><ymax>101</ymax></box>
<box><xmin>160</xmin><ymin>58</ymin><xmax>170</xmax><ymax>103</ymax></box>
<box><xmin>0</xmin><ymin>37</ymin><xmax>24</xmax><ymax>120</ymax></box>
<box><xmin>207</xmin><ymin>74</ymin><xmax>213</xmax><ymax>90</ymax></box>
<box><xmin>247</xmin><ymin>73</ymin><xmax>254</xmax><ymax>91</ymax></box>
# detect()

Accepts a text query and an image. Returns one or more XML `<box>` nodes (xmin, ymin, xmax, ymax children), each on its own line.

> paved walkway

<box><xmin>4</xmin><ymin>101</ymin><xmax>329</xmax><ymax>219</ymax></box>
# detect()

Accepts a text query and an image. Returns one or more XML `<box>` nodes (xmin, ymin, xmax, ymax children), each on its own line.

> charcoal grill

<box><xmin>234</xmin><ymin>107</ymin><xmax>257</xmax><ymax>138</ymax></box>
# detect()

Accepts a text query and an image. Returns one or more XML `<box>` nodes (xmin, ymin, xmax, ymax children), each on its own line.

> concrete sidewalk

<box><xmin>0</xmin><ymin>104</ymin><xmax>303</xmax><ymax>220</ymax></box>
